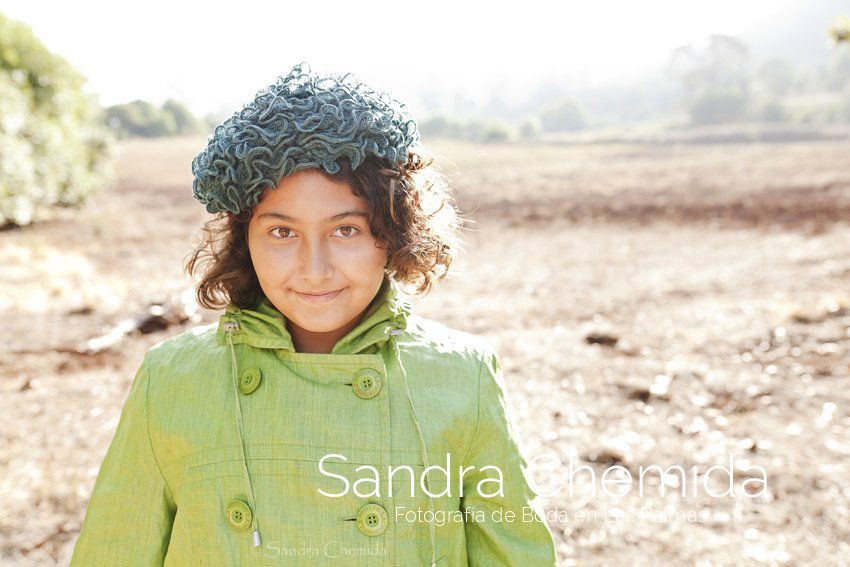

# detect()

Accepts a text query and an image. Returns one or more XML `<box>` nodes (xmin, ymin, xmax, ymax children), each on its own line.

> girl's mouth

<box><xmin>294</xmin><ymin>288</ymin><xmax>346</xmax><ymax>303</ymax></box>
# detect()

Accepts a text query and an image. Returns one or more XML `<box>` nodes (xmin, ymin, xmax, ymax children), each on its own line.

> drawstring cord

<box><xmin>390</xmin><ymin>331</ymin><xmax>438</xmax><ymax>567</ymax></box>
<box><xmin>226</xmin><ymin>323</ymin><xmax>262</xmax><ymax>548</ymax></box>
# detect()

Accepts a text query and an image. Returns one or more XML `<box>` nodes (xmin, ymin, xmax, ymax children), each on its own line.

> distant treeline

<box><xmin>416</xmin><ymin>27</ymin><xmax>850</xmax><ymax>140</ymax></box>
<box><xmin>100</xmin><ymin>26</ymin><xmax>850</xmax><ymax>143</ymax></box>
<box><xmin>103</xmin><ymin>97</ymin><xmax>584</xmax><ymax>143</ymax></box>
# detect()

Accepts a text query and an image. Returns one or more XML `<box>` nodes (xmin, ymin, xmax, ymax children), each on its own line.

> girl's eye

<box><xmin>270</xmin><ymin>227</ymin><xmax>295</xmax><ymax>239</ymax></box>
<box><xmin>334</xmin><ymin>225</ymin><xmax>360</xmax><ymax>238</ymax></box>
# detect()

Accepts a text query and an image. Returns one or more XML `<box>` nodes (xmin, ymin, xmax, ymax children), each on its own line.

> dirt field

<box><xmin>1</xmin><ymin>133</ymin><xmax>849</xmax><ymax>566</ymax></box>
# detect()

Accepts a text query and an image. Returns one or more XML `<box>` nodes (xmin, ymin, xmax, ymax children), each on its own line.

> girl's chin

<box><xmin>286</xmin><ymin>310</ymin><xmax>348</xmax><ymax>330</ymax></box>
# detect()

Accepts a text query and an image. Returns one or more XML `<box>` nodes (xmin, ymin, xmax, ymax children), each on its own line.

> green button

<box><xmin>239</xmin><ymin>368</ymin><xmax>262</xmax><ymax>395</ymax></box>
<box><xmin>225</xmin><ymin>499</ymin><xmax>252</xmax><ymax>531</ymax></box>
<box><xmin>355</xmin><ymin>503</ymin><xmax>388</xmax><ymax>536</ymax></box>
<box><xmin>352</xmin><ymin>368</ymin><xmax>382</xmax><ymax>399</ymax></box>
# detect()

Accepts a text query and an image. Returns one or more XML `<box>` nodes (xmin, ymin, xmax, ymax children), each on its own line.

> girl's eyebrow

<box><xmin>256</xmin><ymin>211</ymin><xmax>369</xmax><ymax>223</ymax></box>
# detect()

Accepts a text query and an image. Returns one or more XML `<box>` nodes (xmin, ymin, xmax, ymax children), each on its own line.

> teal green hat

<box><xmin>191</xmin><ymin>62</ymin><xmax>420</xmax><ymax>215</ymax></box>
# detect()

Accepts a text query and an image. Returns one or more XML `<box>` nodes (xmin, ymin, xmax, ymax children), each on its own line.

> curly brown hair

<box><xmin>183</xmin><ymin>149</ymin><xmax>464</xmax><ymax>310</ymax></box>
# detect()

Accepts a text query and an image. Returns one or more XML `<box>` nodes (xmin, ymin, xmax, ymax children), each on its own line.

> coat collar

<box><xmin>215</xmin><ymin>277</ymin><xmax>413</xmax><ymax>354</ymax></box>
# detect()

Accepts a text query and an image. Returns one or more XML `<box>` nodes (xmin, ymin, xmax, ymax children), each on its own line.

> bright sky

<box><xmin>0</xmin><ymin>0</ymin><xmax>795</xmax><ymax>116</ymax></box>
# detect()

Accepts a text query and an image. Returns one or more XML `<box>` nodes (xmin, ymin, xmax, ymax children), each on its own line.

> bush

<box><xmin>519</xmin><ymin>115</ymin><xmax>543</xmax><ymax>139</ymax></box>
<box><xmin>105</xmin><ymin>100</ymin><xmax>177</xmax><ymax>138</ymax></box>
<box><xmin>755</xmin><ymin>98</ymin><xmax>786</xmax><ymax>123</ymax></box>
<box><xmin>419</xmin><ymin>114</ymin><xmax>457</xmax><ymax>138</ymax></box>
<box><xmin>482</xmin><ymin>121</ymin><xmax>513</xmax><ymax>143</ymax></box>
<box><xmin>843</xmin><ymin>88</ymin><xmax>850</xmax><ymax>122</ymax></box>
<box><xmin>104</xmin><ymin>98</ymin><xmax>201</xmax><ymax>138</ymax></box>
<box><xmin>539</xmin><ymin>99</ymin><xmax>587</xmax><ymax>132</ymax></box>
<box><xmin>785</xmin><ymin>93</ymin><xmax>849</xmax><ymax>125</ymax></box>
<box><xmin>419</xmin><ymin>114</ymin><xmax>516</xmax><ymax>143</ymax></box>
<box><xmin>0</xmin><ymin>13</ymin><xmax>115</xmax><ymax>227</ymax></box>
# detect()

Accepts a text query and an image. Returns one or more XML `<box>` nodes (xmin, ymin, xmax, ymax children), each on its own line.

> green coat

<box><xmin>70</xmin><ymin>278</ymin><xmax>557</xmax><ymax>566</ymax></box>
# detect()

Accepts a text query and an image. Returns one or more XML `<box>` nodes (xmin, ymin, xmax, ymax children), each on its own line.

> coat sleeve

<box><xmin>70</xmin><ymin>355</ymin><xmax>176</xmax><ymax>566</ymax></box>
<box><xmin>460</xmin><ymin>347</ymin><xmax>557</xmax><ymax>566</ymax></box>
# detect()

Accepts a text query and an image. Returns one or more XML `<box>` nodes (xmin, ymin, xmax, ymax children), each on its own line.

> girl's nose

<box><xmin>299</xmin><ymin>239</ymin><xmax>333</xmax><ymax>281</ymax></box>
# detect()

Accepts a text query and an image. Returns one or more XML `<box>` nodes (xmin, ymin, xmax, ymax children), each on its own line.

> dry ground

<box><xmin>1</xmin><ymin>133</ymin><xmax>849</xmax><ymax>566</ymax></box>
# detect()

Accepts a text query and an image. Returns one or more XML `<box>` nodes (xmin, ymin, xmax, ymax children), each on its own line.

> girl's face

<box><xmin>247</xmin><ymin>169</ymin><xmax>389</xmax><ymax>353</ymax></box>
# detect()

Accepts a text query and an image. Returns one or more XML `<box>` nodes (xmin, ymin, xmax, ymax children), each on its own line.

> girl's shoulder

<box><xmin>406</xmin><ymin>314</ymin><xmax>493</xmax><ymax>350</ymax></box>
<box><xmin>403</xmin><ymin>313</ymin><xmax>499</xmax><ymax>368</ymax></box>
<box><xmin>141</xmin><ymin>322</ymin><xmax>222</xmax><ymax>375</ymax></box>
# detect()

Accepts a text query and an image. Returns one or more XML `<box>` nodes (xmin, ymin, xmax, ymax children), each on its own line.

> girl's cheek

<box><xmin>271</xmin><ymin>245</ymin><xmax>298</xmax><ymax>264</ymax></box>
<box><xmin>347</xmin><ymin>240</ymin><xmax>388</xmax><ymax>265</ymax></box>
<box><xmin>255</xmin><ymin>242</ymin><xmax>296</xmax><ymax>270</ymax></box>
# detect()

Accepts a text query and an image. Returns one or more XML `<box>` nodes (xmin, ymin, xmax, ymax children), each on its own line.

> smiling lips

<box><xmin>294</xmin><ymin>288</ymin><xmax>345</xmax><ymax>303</ymax></box>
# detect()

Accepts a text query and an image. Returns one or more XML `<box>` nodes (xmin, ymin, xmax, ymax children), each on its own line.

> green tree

<box><xmin>829</xmin><ymin>15</ymin><xmax>850</xmax><ymax>43</ymax></box>
<box><xmin>824</xmin><ymin>48</ymin><xmax>850</xmax><ymax>91</ymax></box>
<box><xmin>162</xmin><ymin>98</ymin><xmax>200</xmax><ymax>134</ymax></box>
<box><xmin>756</xmin><ymin>59</ymin><xmax>797</xmax><ymax>98</ymax></box>
<box><xmin>829</xmin><ymin>15</ymin><xmax>850</xmax><ymax>122</ymax></box>
<box><xmin>0</xmin><ymin>12</ymin><xmax>114</xmax><ymax>226</ymax></box>
<box><xmin>668</xmin><ymin>34</ymin><xmax>752</xmax><ymax>125</ymax></box>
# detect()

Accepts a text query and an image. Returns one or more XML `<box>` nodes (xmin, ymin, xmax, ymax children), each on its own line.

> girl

<box><xmin>71</xmin><ymin>62</ymin><xmax>557</xmax><ymax>566</ymax></box>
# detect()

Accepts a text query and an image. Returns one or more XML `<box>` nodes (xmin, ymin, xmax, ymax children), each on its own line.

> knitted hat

<box><xmin>191</xmin><ymin>62</ymin><xmax>420</xmax><ymax>215</ymax></box>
